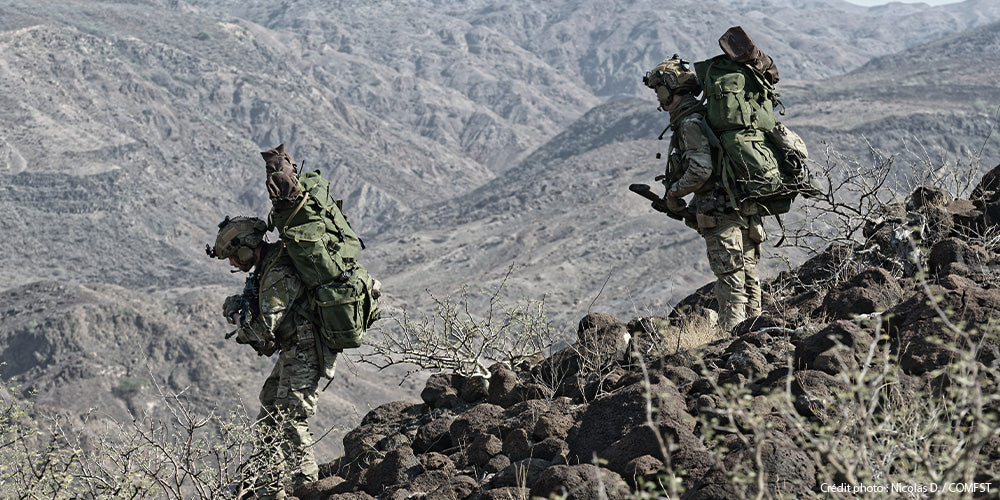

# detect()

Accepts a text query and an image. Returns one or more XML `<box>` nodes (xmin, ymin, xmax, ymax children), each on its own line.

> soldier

<box><xmin>207</xmin><ymin>215</ymin><xmax>335</xmax><ymax>499</ymax></box>
<box><xmin>643</xmin><ymin>55</ymin><xmax>763</xmax><ymax>334</ymax></box>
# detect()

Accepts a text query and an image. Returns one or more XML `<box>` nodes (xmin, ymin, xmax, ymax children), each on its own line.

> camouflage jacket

<box><xmin>229</xmin><ymin>243</ymin><xmax>309</xmax><ymax>352</ymax></box>
<box><xmin>254</xmin><ymin>242</ymin><xmax>309</xmax><ymax>345</ymax></box>
<box><xmin>666</xmin><ymin>96</ymin><xmax>714</xmax><ymax>203</ymax></box>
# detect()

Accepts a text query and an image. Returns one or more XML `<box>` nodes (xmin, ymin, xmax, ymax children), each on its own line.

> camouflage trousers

<box><xmin>700</xmin><ymin>213</ymin><xmax>763</xmax><ymax>333</ymax></box>
<box><xmin>255</xmin><ymin>323</ymin><xmax>327</xmax><ymax>499</ymax></box>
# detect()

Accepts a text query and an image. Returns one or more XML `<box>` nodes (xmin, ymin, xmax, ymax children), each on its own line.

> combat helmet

<box><xmin>206</xmin><ymin>216</ymin><xmax>268</xmax><ymax>266</ymax></box>
<box><xmin>643</xmin><ymin>54</ymin><xmax>700</xmax><ymax>107</ymax></box>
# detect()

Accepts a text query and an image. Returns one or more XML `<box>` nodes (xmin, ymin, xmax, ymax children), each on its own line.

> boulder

<box><xmin>886</xmin><ymin>282</ymin><xmax>1000</xmax><ymax>374</ymax></box>
<box><xmin>530</xmin><ymin>437</ymin><xmax>570</xmax><ymax>463</ymax></box>
<box><xmin>723</xmin><ymin>341</ymin><xmax>771</xmax><ymax>379</ymax></box>
<box><xmin>421</xmin><ymin>373</ymin><xmax>459</xmax><ymax>406</ymax></box>
<box><xmin>534</xmin><ymin>313</ymin><xmax>630</xmax><ymax>385</ymax></box>
<box><xmin>487</xmin><ymin>364</ymin><xmax>519</xmax><ymax>407</ymax></box>
<box><xmin>906</xmin><ymin>185</ymin><xmax>953</xmax><ymax>211</ymax></box>
<box><xmin>467</xmin><ymin>432</ymin><xmax>502</xmax><ymax>467</ymax></box>
<box><xmin>489</xmin><ymin>458</ymin><xmax>551</xmax><ymax>489</ymax></box>
<box><xmin>412</xmin><ymin>415</ymin><xmax>454</xmax><ymax>454</ymax></box>
<box><xmin>295</xmin><ymin>476</ymin><xmax>346</xmax><ymax>500</ymax></box>
<box><xmin>342</xmin><ymin>401</ymin><xmax>427</xmax><ymax>478</ymax></box>
<box><xmin>971</xmin><ymin>163</ymin><xmax>1000</xmax><ymax>226</ymax></box>
<box><xmin>476</xmin><ymin>487</ymin><xmax>530</xmax><ymax>500</ymax></box>
<box><xmin>502</xmin><ymin>428</ymin><xmax>532</xmax><ymax>462</ymax></box>
<box><xmin>794</xmin><ymin>242</ymin><xmax>859</xmax><ymax>291</ymax></box>
<box><xmin>815</xmin><ymin>267</ymin><xmax>904</xmax><ymax>320</ymax></box>
<box><xmin>795</xmin><ymin>320</ymin><xmax>874</xmax><ymax>374</ymax></box>
<box><xmin>928</xmin><ymin>237</ymin><xmax>992</xmax><ymax>278</ymax></box>
<box><xmin>449</xmin><ymin>403</ymin><xmax>504</xmax><ymax>445</ymax></box>
<box><xmin>529</xmin><ymin>464</ymin><xmax>630</xmax><ymax>500</ymax></box>
<box><xmin>532</xmin><ymin>411</ymin><xmax>575</xmax><ymax>441</ymax></box>
<box><xmin>623</xmin><ymin>455</ymin><xmax>664</xmax><ymax>488</ymax></box>
<box><xmin>569</xmin><ymin>373</ymin><xmax>698</xmax><ymax>474</ymax></box>
<box><xmin>458</xmin><ymin>374</ymin><xmax>490</xmax><ymax>403</ymax></box>
<box><xmin>720</xmin><ymin>432</ymin><xmax>816</xmax><ymax>496</ymax></box>
<box><xmin>792</xmin><ymin>370</ymin><xmax>850</xmax><ymax>421</ymax></box>
<box><xmin>362</xmin><ymin>446</ymin><xmax>423</xmax><ymax>496</ymax></box>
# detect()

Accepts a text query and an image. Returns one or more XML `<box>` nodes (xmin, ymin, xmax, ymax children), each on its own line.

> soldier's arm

<box><xmin>668</xmin><ymin>119</ymin><xmax>713</xmax><ymax>197</ymax></box>
<box><xmin>258</xmin><ymin>262</ymin><xmax>305</xmax><ymax>334</ymax></box>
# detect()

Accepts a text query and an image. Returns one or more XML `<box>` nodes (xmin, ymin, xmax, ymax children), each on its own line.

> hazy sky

<box><xmin>846</xmin><ymin>0</ymin><xmax>958</xmax><ymax>5</ymax></box>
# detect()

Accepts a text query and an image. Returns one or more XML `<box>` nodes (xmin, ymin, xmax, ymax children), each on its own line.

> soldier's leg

<box><xmin>255</xmin><ymin>362</ymin><xmax>287</xmax><ymax>500</ymax></box>
<box><xmin>258</xmin><ymin>362</ymin><xmax>281</xmax><ymax>422</ymax></box>
<box><xmin>275</xmin><ymin>323</ymin><xmax>322</xmax><ymax>483</ymax></box>
<box><xmin>703</xmin><ymin>216</ymin><xmax>750</xmax><ymax>333</ymax></box>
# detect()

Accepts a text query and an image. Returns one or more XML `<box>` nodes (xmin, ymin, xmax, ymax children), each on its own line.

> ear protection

<box><xmin>236</xmin><ymin>245</ymin><xmax>255</xmax><ymax>264</ymax></box>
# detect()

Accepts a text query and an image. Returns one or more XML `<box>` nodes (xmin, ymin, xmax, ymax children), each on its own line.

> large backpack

<box><xmin>269</xmin><ymin>170</ymin><xmax>381</xmax><ymax>350</ymax></box>
<box><xmin>694</xmin><ymin>28</ymin><xmax>816</xmax><ymax>216</ymax></box>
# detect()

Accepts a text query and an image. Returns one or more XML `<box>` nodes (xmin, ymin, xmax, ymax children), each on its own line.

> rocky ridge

<box><xmin>281</xmin><ymin>168</ymin><xmax>1000</xmax><ymax>498</ymax></box>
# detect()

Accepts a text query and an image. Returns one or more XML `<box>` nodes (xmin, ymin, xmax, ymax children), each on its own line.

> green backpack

<box><xmin>269</xmin><ymin>170</ymin><xmax>381</xmax><ymax>350</ymax></box>
<box><xmin>694</xmin><ymin>54</ymin><xmax>815</xmax><ymax>216</ymax></box>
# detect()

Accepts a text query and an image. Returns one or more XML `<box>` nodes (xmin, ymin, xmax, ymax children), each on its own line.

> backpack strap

<box><xmin>283</xmin><ymin>192</ymin><xmax>311</xmax><ymax>231</ymax></box>
<box><xmin>773</xmin><ymin>214</ymin><xmax>787</xmax><ymax>247</ymax></box>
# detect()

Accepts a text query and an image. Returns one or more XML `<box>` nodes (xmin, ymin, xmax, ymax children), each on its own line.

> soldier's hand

<box><xmin>223</xmin><ymin>295</ymin><xmax>242</xmax><ymax>324</ymax></box>
<box><xmin>664</xmin><ymin>192</ymin><xmax>686</xmax><ymax>214</ymax></box>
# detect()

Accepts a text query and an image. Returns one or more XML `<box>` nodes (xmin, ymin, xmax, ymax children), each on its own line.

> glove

<box><xmin>650</xmin><ymin>199</ymin><xmax>670</xmax><ymax>213</ymax></box>
<box><xmin>664</xmin><ymin>191</ymin><xmax>686</xmax><ymax>214</ymax></box>
<box><xmin>234</xmin><ymin>323</ymin><xmax>278</xmax><ymax>357</ymax></box>
<box><xmin>223</xmin><ymin>295</ymin><xmax>242</xmax><ymax>325</ymax></box>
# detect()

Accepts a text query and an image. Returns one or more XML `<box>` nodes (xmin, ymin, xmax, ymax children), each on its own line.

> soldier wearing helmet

<box><xmin>207</xmin><ymin>215</ymin><xmax>330</xmax><ymax>499</ymax></box>
<box><xmin>643</xmin><ymin>55</ymin><xmax>763</xmax><ymax>334</ymax></box>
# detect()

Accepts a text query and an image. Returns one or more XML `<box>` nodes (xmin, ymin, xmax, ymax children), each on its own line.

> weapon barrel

<box><xmin>629</xmin><ymin>183</ymin><xmax>661</xmax><ymax>202</ymax></box>
<box><xmin>629</xmin><ymin>183</ymin><xmax>683</xmax><ymax>221</ymax></box>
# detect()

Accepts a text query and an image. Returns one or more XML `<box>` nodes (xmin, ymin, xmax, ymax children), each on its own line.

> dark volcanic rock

<box><xmin>467</xmin><ymin>432</ymin><xmax>503</xmax><ymax>467</ymax></box>
<box><xmin>815</xmin><ymin>267</ymin><xmax>904</xmax><ymax>320</ymax></box>
<box><xmin>489</xmin><ymin>458</ymin><xmax>551</xmax><ymax>489</ymax></box>
<box><xmin>362</xmin><ymin>446</ymin><xmax>423</xmax><ymax>496</ymax></box>
<box><xmin>449</xmin><ymin>403</ymin><xmax>504</xmax><ymax>445</ymax></box>
<box><xmin>886</xmin><ymin>282</ymin><xmax>1000</xmax><ymax>374</ymax></box>
<box><xmin>723</xmin><ymin>432</ymin><xmax>816</xmax><ymax>495</ymax></box>
<box><xmin>795</xmin><ymin>320</ymin><xmax>874</xmax><ymax>374</ymax></box>
<box><xmin>529</xmin><ymin>464</ymin><xmax>630</xmax><ymax>500</ymax></box>
<box><xmin>928</xmin><ymin>237</ymin><xmax>992</xmax><ymax>278</ymax></box>
<box><xmin>295</xmin><ymin>475</ymin><xmax>346</xmax><ymax>500</ymax></box>
<box><xmin>342</xmin><ymin>401</ymin><xmax>428</xmax><ymax>478</ymax></box>
<box><xmin>569</xmin><ymin>373</ymin><xmax>698</xmax><ymax>476</ymax></box>
<box><xmin>412</xmin><ymin>415</ymin><xmax>454</xmax><ymax>454</ymax></box>
<box><xmin>487</xmin><ymin>364</ymin><xmax>519</xmax><ymax>407</ymax></box>
<box><xmin>794</xmin><ymin>242</ymin><xmax>860</xmax><ymax>291</ymax></box>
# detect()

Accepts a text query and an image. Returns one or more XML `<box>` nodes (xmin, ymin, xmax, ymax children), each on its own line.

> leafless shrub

<box><xmin>0</xmin><ymin>374</ymin><xmax>296</xmax><ymax>499</ymax></box>
<box><xmin>359</xmin><ymin>265</ymin><xmax>560</xmax><ymax>380</ymax></box>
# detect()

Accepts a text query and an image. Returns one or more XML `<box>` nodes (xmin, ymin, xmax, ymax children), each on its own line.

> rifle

<box><xmin>225</xmin><ymin>276</ymin><xmax>262</xmax><ymax>340</ymax></box>
<box><xmin>629</xmin><ymin>183</ymin><xmax>685</xmax><ymax>221</ymax></box>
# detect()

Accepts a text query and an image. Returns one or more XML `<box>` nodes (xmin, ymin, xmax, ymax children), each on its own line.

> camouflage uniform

<box><xmin>227</xmin><ymin>242</ymin><xmax>337</xmax><ymax>498</ymax></box>
<box><xmin>665</xmin><ymin>95</ymin><xmax>763</xmax><ymax>333</ymax></box>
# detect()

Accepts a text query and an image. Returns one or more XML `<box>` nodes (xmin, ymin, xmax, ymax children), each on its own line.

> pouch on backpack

<box><xmin>313</xmin><ymin>266</ymin><xmax>381</xmax><ymax>350</ymax></box>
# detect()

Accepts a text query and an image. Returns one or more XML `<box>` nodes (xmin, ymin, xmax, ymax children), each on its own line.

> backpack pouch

<box><xmin>314</xmin><ymin>280</ymin><xmax>364</xmax><ymax>350</ymax></box>
<box><xmin>720</xmin><ymin>130</ymin><xmax>783</xmax><ymax>201</ymax></box>
<box><xmin>749</xmin><ymin>96</ymin><xmax>776</xmax><ymax>132</ymax></box>
<box><xmin>313</xmin><ymin>266</ymin><xmax>381</xmax><ymax>350</ymax></box>
<box><xmin>283</xmin><ymin>220</ymin><xmax>346</xmax><ymax>289</ymax></box>
<box><xmin>707</xmin><ymin>72</ymin><xmax>751</xmax><ymax>131</ymax></box>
